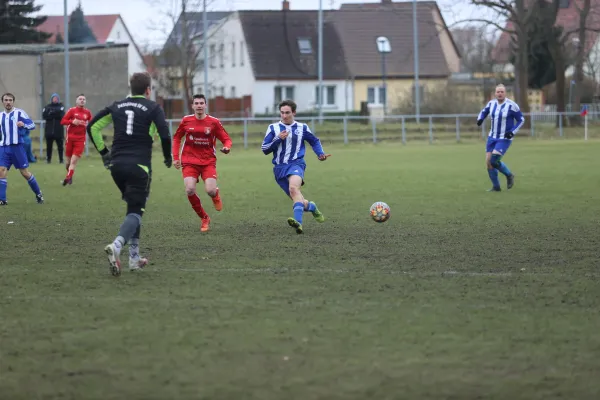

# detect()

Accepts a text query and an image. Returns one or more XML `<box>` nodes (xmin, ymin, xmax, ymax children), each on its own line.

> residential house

<box><xmin>37</xmin><ymin>14</ymin><xmax>147</xmax><ymax>78</ymax></box>
<box><xmin>192</xmin><ymin>5</ymin><xmax>352</xmax><ymax>116</ymax></box>
<box><xmin>334</xmin><ymin>0</ymin><xmax>461</xmax><ymax>112</ymax></box>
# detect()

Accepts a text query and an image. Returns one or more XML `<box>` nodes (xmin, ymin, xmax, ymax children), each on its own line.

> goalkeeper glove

<box><xmin>504</xmin><ymin>131</ymin><xmax>514</xmax><ymax>139</ymax></box>
<box><xmin>100</xmin><ymin>149</ymin><xmax>111</xmax><ymax>169</ymax></box>
<box><xmin>477</xmin><ymin>119</ymin><xmax>483</xmax><ymax>127</ymax></box>
<box><xmin>164</xmin><ymin>157</ymin><xmax>173</xmax><ymax>168</ymax></box>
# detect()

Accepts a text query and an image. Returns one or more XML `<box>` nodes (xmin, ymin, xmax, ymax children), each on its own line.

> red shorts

<box><xmin>182</xmin><ymin>164</ymin><xmax>217</xmax><ymax>182</ymax></box>
<box><xmin>65</xmin><ymin>139</ymin><xmax>85</xmax><ymax>158</ymax></box>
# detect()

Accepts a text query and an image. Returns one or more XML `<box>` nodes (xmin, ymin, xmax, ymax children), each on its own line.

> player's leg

<box><xmin>56</xmin><ymin>137</ymin><xmax>64</xmax><ymax>164</ymax></box>
<box><xmin>0</xmin><ymin>147</ymin><xmax>9</xmax><ymax>205</ymax></box>
<box><xmin>45</xmin><ymin>137</ymin><xmax>53</xmax><ymax>163</ymax></box>
<box><xmin>105</xmin><ymin>164</ymin><xmax>150</xmax><ymax>276</ymax></box>
<box><xmin>491</xmin><ymin>140</ymin><xmax>515</xmax><ymax>189</ymax></box>
<box><xmin>287</xmin><ymin>174</ymin><xmax>307</xmax><ymax>234</ymax></box>
<box><xmin>202</xmin><ymin>165</ymin><xmax>222</xmax><ymax>211</ymax></box>
<box><xmin>63</xmin><ymin>141</ymin><xmax>83</xmax><ymax>185</ymax></box>
<box><xmin>14</xmin><ymin>145</ymin><xmax>43</xmax><ymax>203</ymax></box>
<box><xmin>485</xmin><ymin>138</ymin><xmax>500</xmax><ymax>192</ymax></box>
<box><xmin>183</xmin><ymin>165</ymin><xmax>210</xmax><ymax>231</ymax></box>
<box><xmin>128</xmin><ymin>215</ymin><xmax>148</xmax><ymax>271</ymax></box>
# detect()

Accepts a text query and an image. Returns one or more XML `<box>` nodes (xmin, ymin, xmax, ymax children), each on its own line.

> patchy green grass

<box><xmin>1</xmin><ymin>139</ymin><xmax>600</xmax><ymax>399</ymax></box>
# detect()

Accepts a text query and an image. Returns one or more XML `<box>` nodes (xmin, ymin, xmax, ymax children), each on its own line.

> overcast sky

<box><xmin>36</xmin><ymin>0</ymin><xmax>485</xmax><ymax>48</ymax></box>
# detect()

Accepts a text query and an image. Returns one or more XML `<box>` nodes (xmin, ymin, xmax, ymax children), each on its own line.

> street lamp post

<box><xmin>376</xmin><ymin>36</ymin><xmax>391</xmax><ymax>116</ymax></box>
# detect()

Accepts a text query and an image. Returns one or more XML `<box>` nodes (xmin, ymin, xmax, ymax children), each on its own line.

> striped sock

<box><xmin>293</xmin><ymin>202</ymin><xmax>304</xmax><ymax>224</ymax></box>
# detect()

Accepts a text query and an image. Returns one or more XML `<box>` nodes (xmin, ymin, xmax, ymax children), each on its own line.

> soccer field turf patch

<box><xmin>1</xmin><ymin>140</ymin><xmax>600</xmax><ymax>399</ymax></box>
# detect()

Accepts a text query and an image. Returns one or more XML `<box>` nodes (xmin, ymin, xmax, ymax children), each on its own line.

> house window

<box><xmin>210</xmin><ymin>44</ymin><xmax>216</xmax><ymax>68</ymax></box>
<box><xmin>315</xmin><ymin>85</ymin><xmax>336</xmax><ymax>105</ymax></box>
<box><xmin>219</xmin><ymin>43</ymin><xmax>224</xmax><ymax>68</ymax></box>
<box><xmin>232</xmin><ymin>42</ymin><xmax>236</xmax><ymax>66</ymax></box>
<box><xmin>367</xmin><ymin>86</ymin><xmax>386</xmax><ymax>105</ymax></box>
<box><xmin>240</xmin><ymin>41</ymin><xmax>245</xmax><ymax>66</ymax></box>
<box><xmin>219</xmin><ymin>86</ymin><xmax>225</xmax><ymax>96</ymax></box>
<box><xmin>298</xmin><ymin>38</ymin><xmax>312</xmax><ymax>54</ymax></box>
<box><xmin>559</xmin><ymin>0</ymin><xmax>570</xmax><ymax>8</ymax></box>
<box><xmin>274</xmin><ymin>86</ymin><xmax>295</xmax><ymax>107</ymax></box>
<box><xmin>230</xmin><ymin>86</ymin><xmax>236</xmax><ymax>98</ymax></box>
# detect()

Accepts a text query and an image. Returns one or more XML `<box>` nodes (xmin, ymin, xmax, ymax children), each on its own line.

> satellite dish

<box><xmin>376</xmin><ymin>36</ymin><xmax>391</xmax><ymax>53</ymax></box>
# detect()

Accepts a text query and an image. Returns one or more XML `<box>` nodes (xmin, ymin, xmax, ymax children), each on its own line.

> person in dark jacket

<box><xmin>42</xmin><ymin>93</ymin><xmax>65</xmax><ymax>163</ymax></box>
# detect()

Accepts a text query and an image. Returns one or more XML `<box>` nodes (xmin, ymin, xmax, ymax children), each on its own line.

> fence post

<box><xmin>428</xmin><ymin>116</ymin><xmax>433</xmax><ymax>144</ymax></box>
<box><xmin>343</xmin><ymin>117</ymin><xmax>348</xmax><ymax>144</ymax></box>
<box><xmin>85</xmin><ymin>137</ymin><xmax>89</xmax><ymax>157</ymax></box>
<box><xmin>39</xmin><ymin>121</ymin><xmax>44</xmax><ymax>159</ymax></box>
<box><xmin>559</xmin><ymin>113</ymin><xmax>563</xmax><ymax>137</ymax></box>
<box><xmin>481</xmin><ymin>119</ymin><xmax>485</xmax><ymax>139</ymax></box>
<box><xmin>372</xmin><ymin>118</ymin><xmax>377</xmax><ymax>143</ymax></box>
<box><xmin>311</xmin><ymin>118</ymin><xmax>315</xmax><ymax>133</ymax></box>
<box><xmin>455</xmin><ymin>116</ymin><xmax>460</xmax><ymax>142</ymax></box>
<box><xmin>530</xmin><ymin>113</ymin><xmax>535</xmax><ymax>137</ymax></box>
<box><xmin>401</xmin><ymin>117</ymin><xmax>406</xmax><ymax>145</ymax></box>
<box><xmin>243</xmin><ymin>119</ymin><xmax>248</xmax><ymax>149</ymax></box>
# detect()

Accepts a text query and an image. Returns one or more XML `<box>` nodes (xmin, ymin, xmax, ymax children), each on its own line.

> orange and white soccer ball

<box><xmin>370</xmin><ymin>201</ymin><xmax>390</xmax><ymax>223</ymax></box>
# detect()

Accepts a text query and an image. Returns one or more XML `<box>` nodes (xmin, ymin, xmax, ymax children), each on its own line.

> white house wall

<box><xmin>192</xmin><ymin>12</ymin><xmax>255</xmax><ymax>99</ymax></box>
<box><xmin>107</xmin><ymin>18</ymin><xmax>146</xmax><ymax>78</ymax></box>
<box><xmin>253</xmin><ymin>80</ymin><xmax>353</xmax><ymax>115</ymax></box>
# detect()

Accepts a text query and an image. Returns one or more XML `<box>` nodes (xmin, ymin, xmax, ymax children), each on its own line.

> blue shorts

<box><xmin>486</xmin><ymin>137</ymin><xmax>512</xmax><ymax>155</ymax></box>
<box><xmin>0</xmin><ymin>144</ymin><xmax>29</xmax><ymax>170</ymax></box>
<box><xmin>273</xmin><ymin>161</ymin><xmax>306</xmax><ymax>196</ymax></box>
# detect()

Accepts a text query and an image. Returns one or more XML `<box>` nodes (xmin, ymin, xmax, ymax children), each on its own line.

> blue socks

<box><xmin>293</xmin><ymin>202</ymin><xmax>304</xmax><ymax>224</ymax></box>
<box><xmin>305</xmin><ymin>201</ymin><xmax>316</xmax><ymax>213</ymax></box>
<box><xmin>0</xmin><ymin>178</ymin><xmax>6</xmax><ymax>201</ymax></box>
<box><xmin>488</xmin><ymin>169</ymin><xmax>500</xmax><ymax>189</ymax></box>
<box><xmin>27</xmin><ymin>175</ymin><xmax>41</xmax><ymax>196</ymax></box>
<box><xmin>497</xmin><ymin>162</ymin><xmax>512</xmax><ymax>177</ymax></box>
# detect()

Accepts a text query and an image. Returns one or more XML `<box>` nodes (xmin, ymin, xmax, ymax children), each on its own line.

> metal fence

<box><xmin>29</xmin><ymin>111</ymin><xmax>599</xmax><ymax>160</ymax></box>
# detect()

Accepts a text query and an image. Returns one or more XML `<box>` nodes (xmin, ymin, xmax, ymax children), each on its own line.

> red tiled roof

<box><xmin>492</xmin><ymin>0</ymin><xmax>600</xmax><ymax>63</ymax></box>
<box><xmin>37</xmin><ymin>14</ymin><xmax>119</xmax><ymax>43</ymax></box>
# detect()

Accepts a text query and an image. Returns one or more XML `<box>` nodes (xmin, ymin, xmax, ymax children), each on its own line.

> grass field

<box><xmin>1</xmin><ymin>138</ymin><xmax>600</xmax><ymax>399</ymax></box>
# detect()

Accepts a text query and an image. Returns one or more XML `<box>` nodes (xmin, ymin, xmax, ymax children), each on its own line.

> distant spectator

<box><xmin>20</xmin><ymin>127</ymin><xmax>37</xmax><ymax>163</ymax></box>
<box><xmin>42</xmin><ymin>93</ymin><xmax>65</xmax><ymax>163</ymax></box>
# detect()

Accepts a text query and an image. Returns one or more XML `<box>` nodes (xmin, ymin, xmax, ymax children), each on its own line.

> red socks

<box><xmin>187</xmin><ymin>194</ymin><xmax>207</xmax><ymax>218</ymax></box>
<box><xmin>66</xmin><ymin>169</ymin><xmax>74</xmax><ymax>179</ymax></box>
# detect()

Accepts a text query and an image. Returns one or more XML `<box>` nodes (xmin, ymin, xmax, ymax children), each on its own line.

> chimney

<box><xmin>282</xmin><ymin>0</ymin><xmax>290</xmax><ymax>10</ymax></box>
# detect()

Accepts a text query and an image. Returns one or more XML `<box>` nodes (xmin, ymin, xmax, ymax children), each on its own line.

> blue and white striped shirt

<box><xmin>261</xmin><ymin>121</ymin><xmax>325</xmax><ymax>165</ymax></box>
<box><xmin>0</xmin><ymin>108</ymin><xmax>35</xmax><ymax>146</ymax></box>
<box><xmin>478</xmin><ymin>99</ymin><xmax>525</xmax><ymax>140</ymax></box>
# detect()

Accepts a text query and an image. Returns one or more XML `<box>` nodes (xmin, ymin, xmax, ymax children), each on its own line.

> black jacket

<box><xmin>42</xmin><ymin>101</ymin><xmax>65</xmax><ymax>139</ymax></box>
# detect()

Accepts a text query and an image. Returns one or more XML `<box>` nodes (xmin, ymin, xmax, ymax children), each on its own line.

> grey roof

<box><xmin>238</xmin><ymin>10</ymin><xmax>351</xmax><ymax>80</ymax></box>
<box><xmin>333</xmin><ymin>1</ymin><xmax>459</xmax><ymax>78</ymax></box>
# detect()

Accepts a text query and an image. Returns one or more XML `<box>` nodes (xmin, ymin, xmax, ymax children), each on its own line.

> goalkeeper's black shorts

<box><xmin>110</xmin><ymin>163</ymin><xmax>152</xmax><ymax>215</ymax></box>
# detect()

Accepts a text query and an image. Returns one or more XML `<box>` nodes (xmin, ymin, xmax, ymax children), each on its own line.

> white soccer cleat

<box><xmin>104</xmin><ymin>243</ymin><xmax>122</xmax><ymax>277</ymax></box>
<box><xmin>129</xmin><ymin>257</ymin><xmax>148</xmax><ymax>271</ymax></box>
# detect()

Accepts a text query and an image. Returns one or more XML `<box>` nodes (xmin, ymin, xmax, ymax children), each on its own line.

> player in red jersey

<box><xmin>60</xmin><ymin>94</ymin><xmax>92</xmax><ymax>185</ymax></box>
<box><xmin>172</xmin><ymin>94</ymin><xmax>232</xmax><ymax>232</ymax></box>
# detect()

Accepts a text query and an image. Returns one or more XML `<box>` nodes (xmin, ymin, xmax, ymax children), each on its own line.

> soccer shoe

<box><xmin>487</xmin><ymin>187</ymin><xmax>501</xmax><ymax>192</ymax></box>
<box><xmin>212</xmin><ymin>195</ymin><xmax>223</xmax><ymax>211</ymax></box>
<box><xmin>310</xmin><ymin>202</ymin><xmax>325</xmax><ymax>223</ymax></box>
<box><xmin>104</xmin><ymin>243</ymin><xmax>122</xmax><ymax>277</ymax></box>
<box><xmin>287</xmin><ymin>217</ymin><xmax>303</xmax><ymax>234</ymax></box>
<box><xmin>201</xmin><ymin>215</ymin><xmax>211</xmax><ymax>232</ymax></box>
<box><xmin>507</xmin><ymin>174</ymin><xmax>515</xmax><ymax>190</ymax></box>
<box><xmin>36</xmin><ymin>193</ymin><xmax>44</xmax><ymax>204</ymax></box>
<box><xmin>0</xmin><ymin>200</ymin><xmax>6</xmax><ymax>206</ymax></box>
<box><xmin>61</xmin><ymin>177</ymin><xmax>72</xmax><ymax>186</ymax></box>
<box><xmin>129</xmin><ymin>257</ymin><xmax>148</xmax><ymax>271</ymax></box>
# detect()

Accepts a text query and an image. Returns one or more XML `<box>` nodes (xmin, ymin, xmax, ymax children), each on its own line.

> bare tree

<box><xmin>451</xmin><ymin>26</ymin><xmax>496</xmax><ymax>74</ymax></box>
<box><xmin>467</xmin><ymin>0</ymin><xmax>536</xmax><ymax>119</ymax></box>
<box><xmin>571</xmin><ymin>0</ymin><xmax>596</xmax><ymax>122</ymax></box>
<box><xmin>147</xmin><ymin>0</ymin><xmax>224</xmax><ymax>113</ymax></box>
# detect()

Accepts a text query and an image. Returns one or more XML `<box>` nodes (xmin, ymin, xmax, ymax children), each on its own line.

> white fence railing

<box><xmin>27</xmin><ymin>111</ymin><xmax>598</xmax><ymax>160</ymax></box>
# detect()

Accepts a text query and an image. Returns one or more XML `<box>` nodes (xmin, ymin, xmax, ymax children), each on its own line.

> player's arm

<box><xmin>87</xmin><ymin>106</ymin><xmax>113</xmax><ymax>168</ymax></box>
<box><xmin>303</xmin><ymin>124</ymin><xmax>330</xmax><ymax>161</ymax></box>
<box><xmin>171</xmin><ymin>119</ymin><xmax>186</xmax><ymax>167</ymax></box>
<box><xmin>151</xmin><ymin>105</ymin><xmax>172</xmax><ymax>168</ymax></box>
<box><xmin>60</xmin><ymin>108</ymin><xmax>73</xmax><ymax>126</ymax></box>
<box><xmin>18</xmin><ymin>111</ymin><xmax>35</xmax><ymax>130</ymax></box>
<box><xmin>215</xmin><ymin>119</ymin><xmax>232</xmax><ymax>154</ymax></box>
<box><xmin>477</xmin><ymin>101</ymin><xmax>492</xmax><ymax>126</ymax></box>
<box><xmin>261</xmin><ymin>125</ymin><xmax>282</xmax><ymax>155</ymax></box>
<box><xmin>506</xmin><ymin>106</ymin><xmax>525</xmax><ymax>139</ymax></box>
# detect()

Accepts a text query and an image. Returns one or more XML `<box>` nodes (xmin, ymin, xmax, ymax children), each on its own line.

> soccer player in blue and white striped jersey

<box><xmin>262</xmin><ymin>100</ymin><xmax>331</xmax><ymax>234</ymax></box>
<box><xmin>0</xmin><ymin>93</ymin><xmax>44</xmax><ymax>205</ymax></box>
<box><xmin>477</xmin><ymin>84</ymin><xmax>523</xmax><ymax>192</ymax></box>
